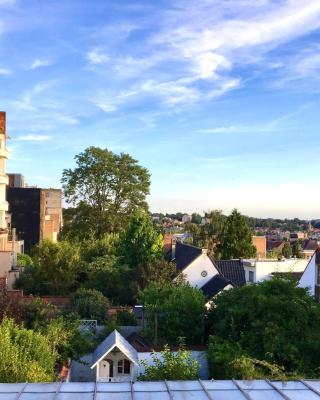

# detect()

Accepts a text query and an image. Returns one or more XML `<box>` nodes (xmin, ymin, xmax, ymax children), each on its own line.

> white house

<box><xmin>298</xmin><ymin>248</ymin><xmax>320</xmax><ymax>300</ymax></box>
<box><xmin>172</xmin><ymin>241</ymin><xmax>246</xmax><ymax>304</ymax></box>
<box><xmin>243</xmin><ymin>258</ymin><xmax>308</xmax><ymax>283</ymax></box>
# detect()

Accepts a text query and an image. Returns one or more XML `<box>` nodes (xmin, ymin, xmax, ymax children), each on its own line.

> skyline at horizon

<box><xmin>1</xmin><ymin>0</ymin><xmax>320</xmax><ymax>218</ymax></box>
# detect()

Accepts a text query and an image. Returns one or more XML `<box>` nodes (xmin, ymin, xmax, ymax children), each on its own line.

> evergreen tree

<box><xmin>216</xmin><ymin>209</ymin><xmax>256</xmax><ymax>259</ymax></box>
<box><xmin>121</xmin><ymin>209</ymin><xmax>163</xmax><ymax>267</ymax></box>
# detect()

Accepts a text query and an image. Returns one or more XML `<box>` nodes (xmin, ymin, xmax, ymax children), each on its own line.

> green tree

<box><xmin>139</xmin><ymin>344</ymin><xmax>199</xmax><ymax>380</ymax></box>
<box><xmin>216</xmin><ymin>209</ymin><xmax>256</xmax><ymax>259</ymax></box>
<box><xmin>83</xmin><ymin>256</ymin><xmax>135</xmax><ymax>305</ymax></box>
<box><xmin>72</xmin><ymin>288</ymin><xmax>110</xmax><ymax>322</ymax></box>
<box><xmin>191</xmin><ymin>213</ymin><xmax>202</xmax><ymax>224</ymax></box>
<box><xmin>282</xmin><ymin>241</ymin><xmax>292</xmax><ymax>259</ymax></box>
<box><xmin>17</xmin><ymin>240</ymin><xmax>80</xmax><ymax>295</ymax></box>
<box><xmin>137</xmin><ymin>259</ymin><xmax>177</xmax><ymax>290</ymax></box>
<box><xmin>292</xmin><ymin>239</ymin><xmax>303</xmax><ymax>258</ymax></box>
<box><xmin>206</xmin><ymin>277</ymin><xmax>320</xmax><ymax>378</ymax></box>
<box><xmin>62</xmin><ymin>147</ymin><xmax>150</xmax><ymax>239</ymax></box>
<box><xmin>17</xmin><ymin>253</ymin><xmax>33</xmax><ymax>267</ymax></box>
<box><xmin>140</xmin><ymin>282</ymin><xmax>206</xmax><ymax>346</ymax></box>
<box><xmin>120</xmin><ymin>209</ymin><xmax>163</xmax><ymax>267</ymax></box>
<box><xmin>0</xmin><ymin>317</ymin><xmax>56</xmax><ymax>382</ymax></box>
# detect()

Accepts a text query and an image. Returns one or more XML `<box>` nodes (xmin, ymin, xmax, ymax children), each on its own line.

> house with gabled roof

<box><xmin>171</xmin><ymin>241</ymin><xmax>246</xmax><ymax>304</ymax></box>
<box><xmin>90</xmin><ymin>330</ymin><xmax>139</xmax><ymax>382</ymax></box>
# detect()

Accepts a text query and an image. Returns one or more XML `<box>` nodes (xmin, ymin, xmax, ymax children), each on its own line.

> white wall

<box><xmin>244</xmin><ymin>258</ymin><xmax>308</xmax><ymax>283</ymax></box>
<box><xmin>298</xmin><ymin>253</ymin><xmax>316</xmax><ymax>295</ymax></box>
<box><xmin>180</xmin><ymin>252</ymin><xmax>219</xmax><ymax>289</ymax></box>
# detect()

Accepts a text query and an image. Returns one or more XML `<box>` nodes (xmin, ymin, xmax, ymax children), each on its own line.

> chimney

<box><xmin>0</xmin><ymin>112</ymin><xmax>6</xmax><ymax>135</ymax></box>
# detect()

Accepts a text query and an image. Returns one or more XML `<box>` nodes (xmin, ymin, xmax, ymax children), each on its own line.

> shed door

<box><xmin>100</xmin><ymin>359</ymin><xmax>113</xmax><ymax>378</ymax></box>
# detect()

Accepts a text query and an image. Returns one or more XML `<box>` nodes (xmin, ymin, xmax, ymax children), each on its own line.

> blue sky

<box><xmin>1</xmin><ymin>0</ymin><xmax>320</xmax><ymax>218</ymax></box>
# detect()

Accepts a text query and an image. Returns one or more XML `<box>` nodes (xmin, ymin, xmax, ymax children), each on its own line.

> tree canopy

<box><xmin>120</xmin><ymin>209</ymin><xmax>163</xmax><ymax>268</ymax></box>
<box><xmin>206</xmin><ymin>278</ymin><xmax>320</xmax><ymax>378</ymax></box>
<box><xmin>216</xmin><ymin>209</ymin><xmax>256</xmax><ymax>259</ymax></box>
<box><xmin>61</xmin><ymin>146</ymin><xmax>150</xmax><ymax>239</ymax></box>
<box><xmin>139</xmin><ymin>282</ymin><xmax>206</xmax><ymax>346</ymax></box>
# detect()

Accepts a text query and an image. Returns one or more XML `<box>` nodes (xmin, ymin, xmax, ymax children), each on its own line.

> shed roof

<box><xmin>91</xmin><ymin>330</ymin><xmax>139</xmax><ymax>369</ymax></box>
<box><xmin>1</xmin><ymin>380</ymin><xmax>320</xmax><ymax>399</ymax></box>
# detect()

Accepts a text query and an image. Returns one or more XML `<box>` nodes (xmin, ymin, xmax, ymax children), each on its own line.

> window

<box><xmin>117</xmin><ymin>359</ymin><xmax>130</xmax><ymax>374</ymax></box>
<box><xmin>249</xmin><ymin>271</ymin><xmax>254</xmax><ymax>283</ymax></box>
<box><xmin>201</xmin><ymin>270</ymin><xmax>207</xmax><ymax>277</ymax></box>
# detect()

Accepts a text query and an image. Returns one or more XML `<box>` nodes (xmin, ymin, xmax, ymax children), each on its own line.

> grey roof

<box><xmin>201</xmin><ymin>274</ymin><xmax>232</xmax><ymax>299</ymax></box>
<box><xmin>2</xmin><ymin>380</ymin><xmax>320</xmax><ymax>399</ymax></box>
<box><xmin>174</xmin><ymin>241</ymin><xmax>202</xmax><ymax>270</ymax></box>
<box><xmin>212</xmin><ymin>259</ymin><xmax>246</xmax><ymax>287</ymax></box>
<box><xmin>91</xmin><ymin>329</ymin><xmax>139</xmax><ymax>368</ymax></box>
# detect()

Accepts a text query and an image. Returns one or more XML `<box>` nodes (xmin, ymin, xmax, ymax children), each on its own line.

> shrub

<box><xmin>72</xmin><ymin>288</ymin><xmax>109</xmax><ymax>323</ymax></box>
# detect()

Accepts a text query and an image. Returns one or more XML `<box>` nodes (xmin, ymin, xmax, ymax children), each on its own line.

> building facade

<box><xmin>7</xmin><ymin>186</ymin><xmax>62</xmax><ymax>251</ymax></box>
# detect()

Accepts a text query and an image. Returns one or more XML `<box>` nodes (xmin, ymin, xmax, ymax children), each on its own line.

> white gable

<box><xmin>181</xmin><ymin>252</ymin><xmax>219</xmax><ymax>289</ymax></box>
<box><xmin>298</xmin><ymin>252</ymin><xmax>316</xmax><ymax>296</ymax></box>
<box><xmin>91</xmin><ymin>330</ymin><xmax>139</xmax><ymax>369</ymax></box>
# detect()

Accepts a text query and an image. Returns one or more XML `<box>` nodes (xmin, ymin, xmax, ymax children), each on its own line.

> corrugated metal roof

<box><xmin>1</xmin><ymin>380</ymin><xmax>320</xmax><ymax>399</ymax></box>
<box><xmin>91</xmin><ymin>330</ymin><xmax>139</xmax><ymax>368</ymax></box>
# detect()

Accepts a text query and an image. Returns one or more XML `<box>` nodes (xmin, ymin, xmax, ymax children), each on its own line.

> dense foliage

<box><xmin>61</xmin><ymin>146</ymin><xmax>150</xmax><ymax>239</ymax></box>
<box><xmin>72</xmin><ymin>288</ymin><xmax>110</xmax><ymax>322</ymax></box>
<box><xmin>120</xmin><ymin>209</ymin><xmax>163</xmax><ymax>267</ymax></box>
<box><xmin>16</xmin><ymin>240</ymin><xmax>80</xmax><ymax>295</ymax></box>
<box><xmin>216</xmin><ymin>209</ymin><xmax>256</xmax><ymax>259</ymax></box>
<box><xmin>139</xmin><ymin>282</ymin><xmax>206</xmax><ymax>346</ymax></box>
<box><xmin>0</xmin><ymin>317</ymin><xmax>56</xmax><ymax>382</ymax></box>
<box><xmin>139</xmin><ymin>345</ymin><xmax>199</xmax><ymax>381</ymax></box>
<box><xmin>207</xmin><ymin>278</ymin><xmax>320</xmax><ymax>378</ymax></box>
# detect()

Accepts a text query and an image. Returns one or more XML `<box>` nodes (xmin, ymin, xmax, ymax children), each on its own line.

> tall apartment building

<box><xmin>7</xmin><ymin>187</ymin><xmax>62</xmax><ymax>251</ymax></box>
<box><xmin>0</xmin><ymin>112</ymin><xmax>24</xmax><ymax>289</ymax></box>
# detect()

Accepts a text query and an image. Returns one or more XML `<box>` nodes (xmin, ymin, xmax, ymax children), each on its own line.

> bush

<box><xmin>0</xmin><ymin>317</ymin><xmax>56</xmax><ymax>382</ymax></box>
<box><xmin>72</xmin><ymin>288</ymin><xmax>110</xmax><ymax>323</ymax></box>
<box><xmin>116</xmin><ymin>309</ymin><xmax>137</xmax><ymax>326</ymax></box>
<box><xmin>139</xmin><ymin>345</ymin><xmax>199</xmax><ymax>381</ymax></box>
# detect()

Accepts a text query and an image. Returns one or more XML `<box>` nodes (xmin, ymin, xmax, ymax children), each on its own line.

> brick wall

<box><xmin>0</xmin><ymin>112</ymin><xmax>6</xmax><ymax>134</ymax></box>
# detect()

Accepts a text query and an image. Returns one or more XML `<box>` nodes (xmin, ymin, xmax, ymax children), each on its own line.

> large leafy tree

<box><xmin>206</xmin><ymin>278</ymin><xmax>320</xmax><ymax>378</ymax></box>
<box><xmin>216</xmin><ymin>209</ymin><xmax>256</xmax><ymax>259</ymax></box>
<box><xmin>62</xmin><ymin>147</ymin><xmax>150</xmax><ymax>239</ymax></box>
<box><xmin>120</xmin><ymin>209</ymin><xmax>163</xmax><ymax>267</ymax></box>
<box><xmin>139</xmin><ymin>282</ymin><xmax>206</xmax><ymax>346</ymax></box>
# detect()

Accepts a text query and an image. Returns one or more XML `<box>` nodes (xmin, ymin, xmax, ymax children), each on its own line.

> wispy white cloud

<box><xmin>0</xmin><ymin>67</ymin><xmax>11</xmax><ymax>75</ymax></box>
<box><xmin>86</xmin><ymin>48</ymin><xmax>109</xmax><ymax>65</ymax></box>
<box><xmin>17</xmin><ymin>134</ymin><xmax>51</xmax><ymax>142</ymax></box>
<box><xmin>29</xmin><ymin>59</ymin><xmax>52</xmax><ymax>69</ymax></box>
<box><xmin>84</xmin><ymin>1</ymin><xmax>320</xmax><ymax>111</ymax></box>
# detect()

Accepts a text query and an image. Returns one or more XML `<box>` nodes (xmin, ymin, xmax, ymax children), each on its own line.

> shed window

<box><xmin>117</xmin><ymin>359</ymin><xmax>130</xmax><ymax>374</ymax></box>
